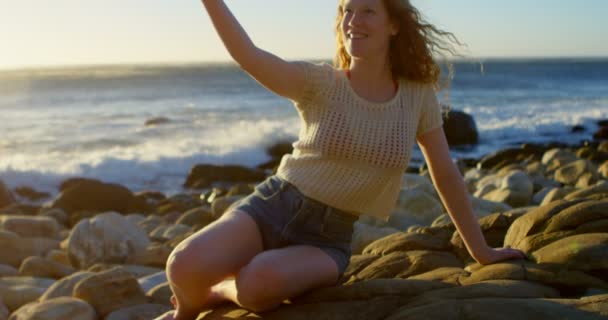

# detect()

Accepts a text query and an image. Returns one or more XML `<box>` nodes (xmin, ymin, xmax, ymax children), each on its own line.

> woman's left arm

<box><xmin>416</xmin><ymin>126</ymin><xmax>526</xmax><ymax>265</ymax></box>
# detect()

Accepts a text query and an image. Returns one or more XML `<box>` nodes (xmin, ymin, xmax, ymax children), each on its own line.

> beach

<box><xmin>1</xmin><ymin>59</ymin><xmax>608</xmax><ymax>318</ymax></box>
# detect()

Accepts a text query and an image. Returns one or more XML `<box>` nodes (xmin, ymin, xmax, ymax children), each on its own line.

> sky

<box><xmin>1</xmin><ymin>0</ymin><xmax>607</xmax><ymax>70</ymax></box>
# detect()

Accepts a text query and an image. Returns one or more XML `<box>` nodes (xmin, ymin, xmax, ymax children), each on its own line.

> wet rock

<box><xmin>51</xmin><ymin>179</ymin><xmax>149</xmax><ymax>215</ymax></box>
<box><xmin>543</xmin><ymin>200</ymin><xmax>608</xmax><ymax>233</ymax></box>
<box><xmin>442</xmin><ymin>109</ymin><xmax>479</xmax><ymax>146</ymax></box>
<box><xmin>183</xmin><ymin>164</ymin><xmax>265</xmax><ymax>189</ymax></box>
<box><xmin>144</xmin><ymin>117</ymin><xmax>171</xmax><ymax>126</ymax></box>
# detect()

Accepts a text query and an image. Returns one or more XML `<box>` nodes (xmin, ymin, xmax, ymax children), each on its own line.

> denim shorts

<box><xmin>228</xmin><ymin>175</ymin><xmax>358</xmax><ymax>283</ymax></box>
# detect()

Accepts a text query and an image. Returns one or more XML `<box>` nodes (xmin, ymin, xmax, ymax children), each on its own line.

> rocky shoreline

<box><xmin>1</xmin><ymin>139</ymin><xmax>608</xmax><ymax>319</ymax></box>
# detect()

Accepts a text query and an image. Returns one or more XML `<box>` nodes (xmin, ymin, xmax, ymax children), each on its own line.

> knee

<box><xmin>235</xmin><ymin>261</ymin><xmax>286</xmax><ymax>312</ymax></box>
<box><xmin>166</xmin><ymin>243</ymin><xmax>213</xmax><ymax>286</ymax></box>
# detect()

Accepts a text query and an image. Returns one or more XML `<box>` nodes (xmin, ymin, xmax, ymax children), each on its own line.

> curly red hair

<box><xmin>334</xmin><ymin>0</ymin><xmax>464</xmax><ymax>87</ymax></box>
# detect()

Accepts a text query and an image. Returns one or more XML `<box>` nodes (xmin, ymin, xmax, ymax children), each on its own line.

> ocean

<box><xmin>1</xmin><ymin>58</ymin><xmax>607</xmax><ymax>197</ymax></box>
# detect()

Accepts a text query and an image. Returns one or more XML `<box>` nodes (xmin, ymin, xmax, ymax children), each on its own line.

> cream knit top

<box><xmin>275</xmin><ymin>61</ymin><xmax>444</xmax><ymax>220</ymax></box>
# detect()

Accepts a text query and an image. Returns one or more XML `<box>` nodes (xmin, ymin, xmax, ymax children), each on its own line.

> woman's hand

<box><xmin>474</xmin><ymin>245</ymin><xmax>528</xmax><ymax>265</ymax></box>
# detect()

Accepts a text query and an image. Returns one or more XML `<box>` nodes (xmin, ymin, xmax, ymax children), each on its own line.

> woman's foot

<box><xmin>167</xmin><ymin>283</ymin><xmax>230</xmax><ymax>319</ymax></box>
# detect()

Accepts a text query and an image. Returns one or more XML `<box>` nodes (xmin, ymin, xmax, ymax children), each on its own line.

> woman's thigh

<box><xmin>169</xmin><ymin>209</ymin><xmax>265</xmax><ymax>279</ymax></box>
<box><xmin>236</xmin><ymin>244</ymin><xmax>340</xmax><ymax>301</ymax></box>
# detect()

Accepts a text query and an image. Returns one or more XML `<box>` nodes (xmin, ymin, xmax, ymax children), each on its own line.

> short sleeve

<box><xmin>290</xmin><ymin>61</ymin><xmax>336</xmax><ymax>106</ymax></box>
<box><xmin>416</xmin><ymin>84</ymin><xmax>444</xmax><ymax>138</ymax></box>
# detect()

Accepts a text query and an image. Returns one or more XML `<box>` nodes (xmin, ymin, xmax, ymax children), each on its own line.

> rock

<box><xmin>138</xmin><ymin>271</ymin><xmax>167</xmax><ymax>293</ymax></box>
<box><xmin>531</xmin><ymin>233</ymin><xmax>608</xmax><ymax>271</ymax></box>
<box><xmin>352</xmin><ymin>250</ymin><xmax>463</xmax><ymax>281</ymax></box>
<box><xmin>516</xmin><ymin>230</ymin><xmax>576</xmax><ymax>253</ymax></box>
<box><xmin>390</xmin><ymin>188</ymin><xmax>444</xmax><ymax>229</ymax></box>
<box><xmin>442</xmin><ymin>109</ymin><xmax>479</xmax><ymax>146</ymax></box>
<box><xmin>45</xmin><ymin>249</ymin><xmax>71</xmax><ymax>267</ymax></box>
<box><xmin>130</xmin><ymin>243</ymin><xmax>172</xmax><ymax>268</ymax></box>
<box><xmin>477</xmin><ymin>146</ymin><xmax>544</xmax><ymax>171</ymax></box>
<box><xmin>501</xmin><ymin>171</ymin><xmax>533</xmax><ymax>196</ymax></box>
<box><xmin>593</xmin><ymin>126</ymin><xmax>608</xmax><ymax>140</ymax></box>
<box><xmin>410</xmin><ymin>280</ymin><xmax>560</xmax><ymax>306</ymax></box>
<box><xmin>351</xmin><ymin>222</ymin><xmax>400</xmax><ymax>255</ymax></box>
<box><xmin>451</xmin><ymin>210</ymin><xmax>527</xmax><ymax>260</ymax></box>
<box><xmin>183</xmin><ymin>164</ymin><xmax>265</xmax><ymax>189</ymax></box>
<box><xmin>0</xmin><ymin>297</ymin><xmax>7</xmax><ymax>320</ymax></box>
<box><xmin>483</xmin><ymin>188</ymin><xmax>531</xmax><ymax>208</ymax></box>
<box><xmin>73</xmin><ymin>267</ymin><xmax>148</xmax><ymax>317</ymax></box>
<box><xmin>67</xmin><ymin>211</ymin><xmax>150</xmax><ymax>269</ymax></box>
<box><xmin>13</xmin><ymin>186</ymin><xmax>50</xmax><ymax>201</ymax></box>
<box><xmin>0</xmin><ymin>265</ymin><xmax>18</xmax><ymax>278</ymax></box>
<box><xmin>105</xmin><ymin>303</ymin><xmax>171</xmax><ymax>320</ymax></box>
<box><xmin>0</xmin><ymin>231</ymin><xmax>60</xmax><ymax>267</ymax></box>
<box><xmin>293</xmin><ymin>278</ymin><xmax>452</xmax><ymax>304</ymax></box>
<box><xmin>543</xmin><ymin>200</ymin><xmax>608</xmax><ymax>233</ymax></box>
<box><xmin>0</xmin><ymin>215</ymin><xmax>60</xmax><ymax>239</ymax></box>
<box><xmin>0</xmin><ymin>182</ymin><xmax>15</xmax><ymax>210</ymax></box>
<box><xmin>18</xmin><ymin>256</ymin><xmax>75</xmax><ymax>279</ymax></box>
<box><xmin>8</xmin><ymin>297</ymin><xmax>96</xmax><ymax>320</ymax></box>
<box><xmin>211</xmin><ymin>195</ymin><xmax>244</xmax><ymax>219</ymax></box>
<box><xmin>0</xmin><ymin>277</ymin><xmax>55</xmax><ymax>312</ymax></box>
<box><xmin>38</xmin><ymin>209</ymin><xmax>69</xmax><ymax>228</ymax></box>
<box><xmin>504</xmin><ymin>199</ymin><xmax>585</xmax><ymax>249</ymax></box>
<box><xmin>147</xmin><ymin>282</ymin><xmax>172</xmax><ymax>306</ymax></box>
<box><xmin>384</xmin><ymin>297</ymin><xmax>605</xmax><ymax>320</ymax></box>
<box><xmin>599</xmin><ymin>161</ymin><xmax>608</xmax><ymax>178</ymax></box>
<box><xmin>39</xmin><ymin>271</ymin><xmax>94</xmax><ymax>302</ymax></box>
<box><xmin>461</xmin><ymin>261</ymin><xmax>526</xmax><ymax>285</ymax></box>
<box><xmin>564</xmin><ymin>180</ymin><xmax>608</xmax><ymax>200</ymax></box>
<box><xmin>144</xmin><ymin>117</ymin><xmax>171</xmax><ymax>126</ymax></box>
<box><xmin>51</xmin><ymin>179</ymin><xmax>149</xmax><ymax>215</ymax></box>
<box><xmin>362</xmin><ymin>232</ymin><xmax>450</xmax><ymax>256</ymax></box>
<box><xmin>137</xmin><ymin>215</ymin><xmax>163</xmax><ymax>234</ymax></box>
<box><xmin>542</xmin><ymin>148</ymin><xmax>578</xmax><ymax>167</ymax></box>
<box><xmin>176</xmin><ymin>207</ymin><xmax>215</xmax><ymax>227</ymax></box>
<box><xmin>555</xmin><ymin>159</ymin><xmax>597</xmax><ymax>185</ymax></box>
<box><xmin>540</xmin><ymin>187</ymin><xmax>574</xmax><ymax>206</ymax></box>
<box><xmin>406</xmin><ymin>267</ymin><xmax>469</xmax><ymax>285</ymax></box>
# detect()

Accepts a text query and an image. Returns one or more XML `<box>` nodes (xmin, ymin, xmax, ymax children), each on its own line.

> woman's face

<box><xmin>340</xmin><ymin>0</ymin><xmax>397</xmax><ymax>62</ymax></box>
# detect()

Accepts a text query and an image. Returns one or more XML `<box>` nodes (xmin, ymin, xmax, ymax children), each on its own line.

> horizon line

<box><xmin>2</xmin><ymin>55</ymin><xmax>608</xmax><ymax>73</ymax></box>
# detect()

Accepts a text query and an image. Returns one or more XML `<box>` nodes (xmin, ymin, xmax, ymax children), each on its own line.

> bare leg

<box><xmin>164</xmin><ymin>210</ymin><xmax>264</xmax><ymax>319</ymax></box>
<box><xmin>214</xmin><ymin>245</ymin><xmax>341</xmax><ymax>313</ymax></box>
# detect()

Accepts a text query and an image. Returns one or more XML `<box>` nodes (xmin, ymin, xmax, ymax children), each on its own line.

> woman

<box><xmin>158</xmin><ymin>0</ymin><xmax>527</xmax><ymax>319</ymax></box>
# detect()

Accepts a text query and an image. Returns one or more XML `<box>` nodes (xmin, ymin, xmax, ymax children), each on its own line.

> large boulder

<box><xmin>67</xmin><ymin>212</ymin><xmax>150</xmax><ymax>269</ymax></box>
<box><xmin>442</xmin><ymin>109</ymin><xmax>479</xmax><ymax>146</ymax></box>
<box><xmin>183</xmin><ymin>164</ymin><xmax>265</xmax><ymax>189</ymax></box>
<box><xmin>51</xmin><ymin>179</ymin><xmax>148</xmax><ymax>215</ymax></box>
<box><xmin>531</xmin><ymin>233</ymin><xmax>608</xmax><ymax>271</ymax></box>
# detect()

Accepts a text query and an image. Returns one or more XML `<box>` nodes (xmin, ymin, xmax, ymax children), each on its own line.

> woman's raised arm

<box><xmin>201</xmin><ymin>0</ymin><xmax>307</xmax><ymax>101</ymax></box>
